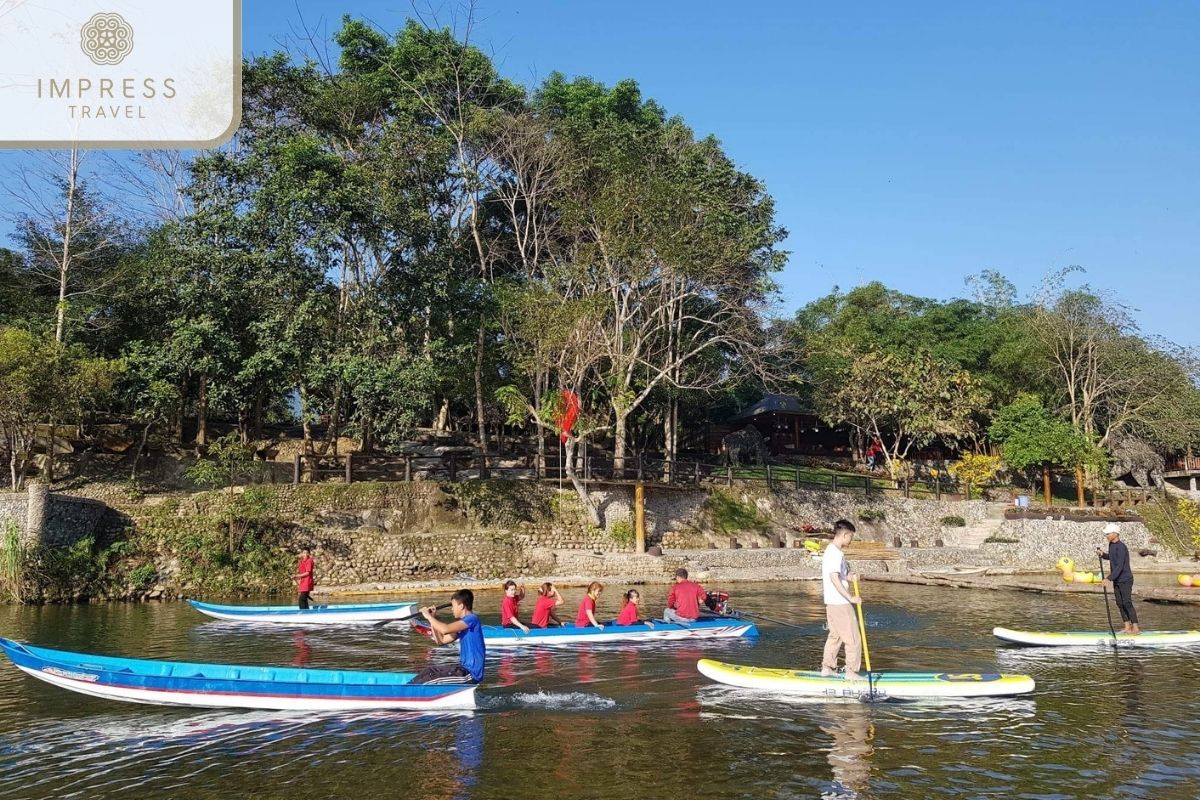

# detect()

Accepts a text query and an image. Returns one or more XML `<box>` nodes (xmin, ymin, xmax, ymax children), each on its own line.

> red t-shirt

<box><xmin>666</xmin><ymin>580</ymin><xmax>706</xmax><ymax>619</ymax></box>
<box><xmin>501</xmin><ymin>594</ymin><xmax>521</xmax><ymax>626</ymax></box>
<box><xmin>296</xmin><ymin>557</ymin><xmax>314</xmax><ymax>593</ymax></box>
<box><xmin>616</xmin><ymin>602</ymin><xmax>641</xmax><ymax>625</ymax></box>
<box><xmin>575</xmin><ymin>595</ymin><xmax>597</xmax><ymax>627</ymax></box>
<box><xmin>532</xmin><ymin>595</ymin><xmax>557</xmax><ymax>627</ymax></box>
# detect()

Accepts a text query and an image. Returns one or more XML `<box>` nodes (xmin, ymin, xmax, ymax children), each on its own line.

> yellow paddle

<box><xmin>853</xmin><ymin>576</ymin><xmax>872</xmax><ymax>673</ymax></box>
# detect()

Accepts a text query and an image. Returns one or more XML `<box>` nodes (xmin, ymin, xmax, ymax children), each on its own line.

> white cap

<box><xmin>1103</xmin><ymin>522</ymin><xmax>1120</xmax><ymax>535</ymax></box>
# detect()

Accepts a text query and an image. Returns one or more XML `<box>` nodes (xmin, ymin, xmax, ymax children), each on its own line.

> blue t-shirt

<box><xmin>458</xmin><ymin>613</ymin><xmax>486</xmax><ymax>683</ymax></box>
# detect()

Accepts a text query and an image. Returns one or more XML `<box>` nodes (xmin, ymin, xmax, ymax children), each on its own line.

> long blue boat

<box><xmin>0</xmin><ymin>638</ymin><xmax>476</xmax><ymax>711</ymax></box>
<box><xmin>188</xmin><ymin>599</ymin><xmax>417</xmax><ymax>625</ymax></box>
<box><xmin>414</xmin><ymin>617</ymin><xmax>758</xmax><ymax>647</ymax></box>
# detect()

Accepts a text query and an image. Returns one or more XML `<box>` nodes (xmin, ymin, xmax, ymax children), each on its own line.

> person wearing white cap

<box><xmin>1097</xmin><ymin>522</ymin><xmax>1140</xmax><ymax>634</ymax></box>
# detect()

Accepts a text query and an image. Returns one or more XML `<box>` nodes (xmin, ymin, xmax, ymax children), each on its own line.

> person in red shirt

<box><xmin>663</xmin><ymin>568</ymin><xmax>707</xmax><ymax>624</ymax></box>
<box><xmin>500</xmin><ymin>580</ymin><xmax>529</xmax><ymax>633</ymax></box>
<box><xmin>616</xmin><ymin>589</ymin><xmax>655</xmax><ymax>627</ymax></box>
<box><xmin>294</xmin><ymin>548</ymin><xmax>314</xmax><ymax>610</ymax></box>
<box><xmin>575</xmin><ymin>581</ymin><xmax>605</xmax><ymax>629</ymax></box>
<box><xmin>531</xmin><ymin>582</ymin><xmax>564</xmax><ymax>628</ymax></box>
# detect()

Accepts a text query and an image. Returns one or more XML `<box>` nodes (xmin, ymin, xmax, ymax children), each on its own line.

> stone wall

<box><xmin>0</xmin><ymin>485</ymin><xmax>107</xmax><ymax>547</ymax></box>
<box><xmin>0</xmin><ymin>492</ymin><xmax>25</xmax><ymax>535</ymax></box>
<box><xmin>982</xmin><ymin>519</ymin><xmax>1154</xmax><ymax>570</ymax></box>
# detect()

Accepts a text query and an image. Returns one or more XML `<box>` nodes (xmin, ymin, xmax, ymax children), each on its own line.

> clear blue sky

<box><xmin>10</xmin><ymin>2</ymin><xmax>1199</xmax><ymax>346</ymax></box>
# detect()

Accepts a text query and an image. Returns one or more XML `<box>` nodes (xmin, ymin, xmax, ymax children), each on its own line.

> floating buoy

<box><xmin>1178</xmin><ymin>574</ymin><xmax>1193</xmax><ymax>587</ymax></box>
<box><xmin>1055</xmin><ymin>557</ymin><xmax>1075</xmax><ymax>573</ymax></box>
<box><xmin>1192</xmin><ymin>575</ymin><xmax>1200</xmax><ymax>586</ymax></box>
<box><xmin>1061</xmin><ymin>571</ymin><xmax>1075</xmax><ymax>583</ymax></box>
<box><xmin>1073</xmin><ymin>572</ymin><xmax>1097</xmax><ymax>584</ymax></box>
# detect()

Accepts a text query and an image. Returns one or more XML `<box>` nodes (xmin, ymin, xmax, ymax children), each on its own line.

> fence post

<box><xmin>344</xmin><ymin>453</ymin><xmax>353</xmax><ymax>484</ymax></box>
<box><xmin>726</xmin><ymin>464</ymin><xmax>733</xmax><ymax>487</ymax></box>
<box><xmin>795</xmin><ymin>468</ymin><xmax>801</xmax><ymax>491</ymax></box>
<box><xmin>935</xmin><ymin>477</ymin><xmax>941</xmax><ymax>501</ymax></box>
<box><xmin>766</xmin><ymin>463</ymin><xmax>772</xmax><ymax>489</ymax></box>
<box><xmin>293</xmin><ymin>453</ymin><xmax>301</xmax><ymax>486</ymax></box>
<box><xmin>448</xmin><ymin>454</ymin><xmax>457</xmax><ymax>482</ymax></box>
<box><xmin>404</xmin><ymin>455</ymin><xmax>412</xmax><ymax>482</ymax></box>
<box><xmin>904</xmin><ymin>479</ymin><xmax>910</xmax><ymax>499</ymax></box>
<box><xmin>831</xmin><ymin>473</ymin><xmax>838</xmax><ymax>493</ymax></box>
<box><xmin>694</xmin><ymin>460</ymin><xmax>700</xmax><ymax>485</ymax></box>
<box><xmin>637</xmin><ymin>456</ymin><xmax>644</xmax><ymax>482</ymax></box>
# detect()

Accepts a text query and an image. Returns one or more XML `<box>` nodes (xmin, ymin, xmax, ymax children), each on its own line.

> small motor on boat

<box><xmin>704</xmin><ymin>591</ymin><xmax>731</xmax><ymax>615</ymax></box>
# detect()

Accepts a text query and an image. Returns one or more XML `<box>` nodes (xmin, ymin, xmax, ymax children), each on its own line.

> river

<box><xmin>1</xmin><ymin>582</ymin><xmax>1198</xmax><ymax>799</ymax></box>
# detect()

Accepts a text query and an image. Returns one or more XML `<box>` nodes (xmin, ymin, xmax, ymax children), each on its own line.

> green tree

<box><xmin>989</xmin><ymin>394</ymin><xmax>1104</xmax><ymax>504</ymax></box>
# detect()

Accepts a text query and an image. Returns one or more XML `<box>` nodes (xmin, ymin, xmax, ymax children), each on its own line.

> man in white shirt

<box><xmin>821</xmin><ymin>519</ymin><xmax>863</xmax><ymax>680</ymax></box>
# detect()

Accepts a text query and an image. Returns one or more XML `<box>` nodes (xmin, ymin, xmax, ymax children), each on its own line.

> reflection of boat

<box><xmin>188</xmin><ymin>599</ymin><xmax>417</xmax><ymax>625</ymax></box>
<box><xmin>0</xmin><ymin>638</ymin><xmax>476</xmax><ymax>711</ymax></box>
<box><xmin>413</xmin><ymin>618</ymin><xmax>757</xmax><ymax>647</ymax></box>
<box><xmin>993</xmin><ymin>627</ymin><xmax>1200</xmax><ymax>648</ymax></box>
<box><xmin>696</xmin><ymin>659</ymin><xmax>1034</xmax><ymax>699</ymax></box>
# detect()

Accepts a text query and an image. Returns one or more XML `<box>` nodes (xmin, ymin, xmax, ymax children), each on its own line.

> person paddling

<box><xmin>500</xmin><ymin>580</ymin><xmax>530</xmax><ymax>633</ymax></box>
<box><xmin>294</xmin><ymin>548</ymin><xmax>314</xmax><ymax>610</ymax></box>
<box><xmin>664</xmin><ymin>568</ymin><xmax>707</xmax><ymax>624</ymax></box>
<box><xmin>575</xmin><ymin>582</ymin><xmax>605</xmax><ymax>629</ymax></box>
<box><xmin>413</xmin><ymin>589</ymin><xmax>486</xmax><ymax>684</ymax></box>
<box><xmin>1098</xmin><ymin>522</ymin><xmax>1141</xmax><ymax>635</ymax></box>
<box><xmin>531</xmin><ymin>582</ymin><xmax>564</xmax><ymax>628</ymax></box>
<box><xmin>821</xmin><ymin>520</ymin><xmax>863</xmax><ymax>680</ymax></box>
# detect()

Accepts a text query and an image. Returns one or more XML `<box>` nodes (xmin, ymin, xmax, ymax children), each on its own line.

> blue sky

<box><xmin>8</xmin><ymin>2</ymin><xmax>1198</xmax><ymax>346</ymax></box>
<box><xmin>266</xmin><ymin>1</ymin><xmax>1198</xmax><ymax>348</ymax></box>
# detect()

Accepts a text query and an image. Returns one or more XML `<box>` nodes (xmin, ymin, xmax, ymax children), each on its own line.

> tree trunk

<box><xmin>1075</xmin><ymin>464</ymin><xmax>1086</xmax><ymax>507</ymax></box>
<box><xmin>1043</xmin><ymin>465</ymin><xmax>1052</xmax><ymax>506</ymax></box>
<box><xmin>195</xmin><ymin>372</ymin><xmax>208</xmax><ymax>447</ymax></box>
<box><xmin>54</xmin><ymin>148</ymin><xmax>80</xmax><ymax>345</ymax></box>
<box><xmin>564</xmin><ymin>437</ymin><xmax>601</xmax><ymax>527</ymax></box>
<box><xmin>473</xmin><ymin>319</ymin><xmax>490</xmax><ymax>477</ymax></box>
<box><xmin>299</xmin><ymin>384</ymin><xmax>313</xmax><ymax>453</ymax></box>
<box><xmin>252</xmin><ymin>393</ymin><xmax>264</xmax><ymax>440</ymax></box>
<box><xmin>238</xmin><ymin>408</ymin><xmax>249</xmax><ymax>443</ymax></box>
<box><xmin>45</xmin><ymin>422</ymin><xmax>55</xmax><ymax>485</ymax></box>
<box><xmin>130</xmin><ymin>422</ymin><xmax>151</xmax><ymax>481</ymax></box>
<box><xmin>434</xmin><ymin>398</ymin><xmax>450</xmax><ymax>432</ymax></box>
<box><xmin>613</xmin><ymin>412</ymin><xmax>628</xmax><ymax>479</ymax></box>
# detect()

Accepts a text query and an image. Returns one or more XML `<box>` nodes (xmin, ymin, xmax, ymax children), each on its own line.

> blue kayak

<box><xmin>188</xmin><ymin>599</ymin><xmax>418</xmax><ymax>625</ymax></box>
<box><xmin>0</xmin><ymin>638</ymin><xmax>475</xmax><ymax>711</ymax></box>
<box><xmin>415</xmin><ymin>617</ymin><xmax>758</xmax><ymax>647</ymax></box>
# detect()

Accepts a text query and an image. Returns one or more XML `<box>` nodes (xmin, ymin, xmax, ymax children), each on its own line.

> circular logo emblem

<box><xmin>80</xmin><ymin>12</ymin><xmax>134</xmax><ymax>66</ymax></box>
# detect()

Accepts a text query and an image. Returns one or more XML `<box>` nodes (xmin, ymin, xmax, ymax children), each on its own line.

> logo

<box><xmin>80</xmin><ymin>12</ymin><xmax>134</xmax><ymax>66</ymax></box>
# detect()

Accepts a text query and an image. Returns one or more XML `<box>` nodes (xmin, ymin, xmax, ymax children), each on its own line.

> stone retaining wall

<box><xmin>982</xmin><ymin>519</ymin><xmax>1153</xmax><ymax>570</ymax></box>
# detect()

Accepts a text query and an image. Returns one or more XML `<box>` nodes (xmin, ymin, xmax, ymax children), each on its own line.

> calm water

<box><xmin>2</xmin><ymin>583</ymin><xmax>1199</xmax><ymax>800</ymax></box>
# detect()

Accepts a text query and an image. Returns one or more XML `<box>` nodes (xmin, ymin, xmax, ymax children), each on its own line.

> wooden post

<box><xmin>293</xmin><ymin>453</ymin><xmax>301</xmax><ymax>486</ymax></box>
<box><xmin>634</xmin><ymin>482</ymin><xmax>646</xmax><ymax>554</ymax></box>
<box><xmin>795</xmin><ymin>468</ymin><xmax>801</xmax><ymax>491</ymax></box>
<box><xmin>766</xmin><ymin>463</ymin><xmax>772</xmax><ymax>489</ymax></box>
<box><xmin>831</xmin><ymin>473</ymin><xmax>838</xmax><ymax>493</ymax></box>
<box><xmin>344</xmin><ymin>452</ymin><xmax>353</xmax><ymax>484</ymax></box>
<box><xmin>404</xmin><ymin>455</ymin><xmax>412</xmax><ymax>482</ymax></box>
<box><xmin>1075</xmin><ymin>464</ymin><xmax>1086</xmax><ymax>508</ymax></box>
<box><xmin>693</xmin><ymin>460</ymin><xmax>700</xmax><ymax>485</ymax></box>
<box><xmin>448</xmin><ymin>454</ymin><xmax>458</xmax><ymax>482</ymax></box>
<box><xmin>636</xmin><ymin>455</ymin><xmax>644</xmax><ymax>482</ymax></box>
<box><xmin>726</xmin><ymin>464</ymin><xmax>733</xmax><ymax>487</ymax></box>
<box><xmin>935</xmin><ymin>474</ymin><xmax>941</xmax><ymax>501</ymax></box>
<box><xmin>1043</xmin><ymin>465</ymin><xmax>1052</xmax><ymax>506</ymax></box>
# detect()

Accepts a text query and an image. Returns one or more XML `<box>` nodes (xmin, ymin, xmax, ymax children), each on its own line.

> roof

<box><xmin>730</xmin><ymin>394</ymin><xmax>814</xmax><ymax>421</ymax></box>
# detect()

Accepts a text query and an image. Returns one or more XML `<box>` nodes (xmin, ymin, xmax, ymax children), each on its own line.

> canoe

<box><xmin>993</xmin><ymin>626</ymin><xmax>1200</xmax><ymax>648</ymax></box>
<box><xmin>696</xmin><ymin>658</ymin><xmax>1035</xmax><ymax>699</ymax></box>
<box><xmin>414</xmin><ymin>617</ymin><xmax>758</xmax><ymax>647</ymax></box>
<box><xmin>0</xmin><ymin>638</ymin><xmax>475</xmax><ymax>711</ymax></box>
<box><xmin>188</xmin><ymin>599</ymin><xmax>418</xmax><ymax>625</ymax></box>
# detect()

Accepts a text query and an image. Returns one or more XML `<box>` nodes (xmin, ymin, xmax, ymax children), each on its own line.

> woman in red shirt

<box><xmin>575</xmin><ymin>581</ymin><xmax>605</xmax><ymax>629</ymax></box>
<box><xmin>616</xmin><ymin>589</ymin><xmax>655</xmax><ymax>627</ymax></box>
<box><xmin>531</xmin><ymin>582</ymin><xmax>563</xmax><ymax>628</ymax></box>
<box><xmin>500</xmin><ymin>580</ymin><xmax>529</xmax><ymax>633</ymax></box>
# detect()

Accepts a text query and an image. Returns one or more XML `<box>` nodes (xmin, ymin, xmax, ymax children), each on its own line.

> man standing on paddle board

<box><xmin>1098</xmin><ymin>522</ymin><xmax>1141</xmax><ymax>635</ymax></box>
<box><xmin>413</xmin><ymin>590</ymin><xmax>486</xmax><ymax>684</ymax></box>
<box><xmin>294</xmin><ymin>548</ymin><xmax>314</xmax><ymax>610</ymax></box>
<box><xmin>821</xmin><ymin>520</ymin><xmax>863</xmax><ymax>680</ymax></box>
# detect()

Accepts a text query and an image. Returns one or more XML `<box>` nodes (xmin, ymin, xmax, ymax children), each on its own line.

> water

<box><xmin>2</xmin><ymin>583</ymin><xmax>1199</xmax><ymax>799</ymax></box>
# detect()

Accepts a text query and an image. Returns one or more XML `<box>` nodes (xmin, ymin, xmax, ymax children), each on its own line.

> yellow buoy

<box><xmin>1061</xmin><ymin>571</ymin><xmax>1075</xmax><ymax>583</ymax></box>
<box><xmin>1055</xmin><ymin>557</ymin><xmax>1075</xmax><ymax>573</ymax></box>
<box><xmin>1191</xmin><ymin>574</ymin><xmax>1200</xmax><ymax>587</ymax></box>
<box><xmin>1073</xmin><ymin>571</ymin><xmax>1096</xmax><ymax>584</ymax></box>
<box><xmin>1178</xmin><ymin>574</ymin><xmax>1193</xmax><ymax>587</ymax></box>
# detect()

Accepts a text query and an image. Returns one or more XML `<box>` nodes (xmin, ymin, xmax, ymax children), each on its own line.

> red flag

<box><xmin>557</xmin><ymin>390</ymin><xmax>580</xmax><ymax>443</ymax></box>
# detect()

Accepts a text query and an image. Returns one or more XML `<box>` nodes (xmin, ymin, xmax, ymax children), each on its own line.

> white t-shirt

<box><xmin>822</xmin><ymin>542</ymin><xmax>850</xmax><ymax>606</ymax></box>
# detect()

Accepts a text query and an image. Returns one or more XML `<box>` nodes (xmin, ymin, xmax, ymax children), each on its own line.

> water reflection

<box><xmin>820</xmin><ymin>703</ymin><xmax>874</xmax><ymax>799</ymax></box>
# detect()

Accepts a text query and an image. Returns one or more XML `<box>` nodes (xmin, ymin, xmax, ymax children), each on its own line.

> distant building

<box><xmin>703</xmin><ymin>394</ymin><xmax>853</xmax><ymax>459</ymax></box>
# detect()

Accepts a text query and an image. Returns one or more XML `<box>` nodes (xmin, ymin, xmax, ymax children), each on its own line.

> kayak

<box><xmin>414</xmin><ymin>617</ymin><xmax>758</xmax><ymax>647</ymax></box>
<box><xmin>696</xmin><ymin>658</ymin><xmax>1035</xmax><ymax>699</ymax></box>
<box><xmin>0</xmin><ymin>638</ymin><xmax>475</xmax><ymax>711</ymax></box>
<box><xmin>188</xmin><ymin>599</ymin><xmax>418</xmax><ymax>625</ymax></box>
<box><xmin>993</xmin><ymin>627</ymin><xmax>1200</xmax><ymax>648</ymax></box>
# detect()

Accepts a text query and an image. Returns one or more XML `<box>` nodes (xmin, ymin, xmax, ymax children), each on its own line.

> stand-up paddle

<box><xmin>1096</xmin><ymin>555</ymin><xmax>1119</xmax><ymax>648</ymax></box>
<box><xmin>853</xmin><ymin>576</ymin><xmax>876</xmax><ymax>700</ymax></box>
<box><xmin>374</xmin><ymin>603</ymin><xmax>450</xmax><ymax>627</ymax></box>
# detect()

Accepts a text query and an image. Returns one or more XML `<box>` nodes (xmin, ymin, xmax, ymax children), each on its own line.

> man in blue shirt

<box><xmin>413</xmin><ymin>589</ymin><xmax>486</xmax><ymax>684</ymax></box>
<box><xmin>1098</xmin><ymin>522</ymin><xmax>1140</xmax><ymax>635</ymax></box>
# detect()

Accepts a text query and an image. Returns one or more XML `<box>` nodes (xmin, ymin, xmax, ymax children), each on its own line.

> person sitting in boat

<box><xmin>500</xmin><ymin>580</ymin><xmax>530</xmax><ymax>633</ymax></box>
<box><xmin>575</xmin><ymin>582</ymin><xmax>605</xmax><ymax>629</ymax></box>
<box><xmin>615</xmin><ymin>589</ymin><xmax>655</xmax><ymax>627</ymax></box>
<box><xmin>663</xmin><ymin>568</ymin><xmax>707</xmax><ymax>624</ymax></box>
<box><xmin>413</xmin><ymin>590</ymin><xmax>486</xmax><ymax>685</ymax></box>
<box><xmin>531</xmin><ymin>582</ymin><xmax>564</xmax><ymax>628</ymax></box>
<box><xmin>294</xmin><ymin>548</ymin><xmax>314</xmax><ymax>610</ymax></box>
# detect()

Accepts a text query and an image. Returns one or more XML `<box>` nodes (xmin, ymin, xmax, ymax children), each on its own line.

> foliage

<box><xmin>608</xmin><ymin>518</ymin><xmax>636</xmax><ymax>549</ymax></box>
<box><xmin>948</xmin><ymin>453</ymin><xmax>1004</xmax><ymax>499</ymax></box>
<box><xmin>857</xmin><ymin>508</ymin><xmax>886</xmax><ymax>522</ymax></box>
<box><xmin>989</xmin><ymin>395</ymin><xmax>1106</xmax><ymax>474</ymax></box>
<box><xmin>1178</xmin><ymin>499</ymin><xmax>1200</xmax><ymax>554</ymax></box>
<box><xmin>444</xmin><ymin>479</ymin><xmax>553</xmax><ymax>527</ymax></box>
<box><xmin>0</xmin><ymin>515</ymin><xmax>22</xmax><ymax>603</ymax></box>
<box><xmin>983</xmin><ymin>535</ymin><xmax>1020</xmax><ymax>544</ymax></box>
<box><xmin>705</xmin><ymin>491</ymin><xmax>767</xmax><ymax>533</ymax></box>
<box><xmin>940</xmin><ymin>515</ymin><xmax>966</xmax><ymax>527</ymax></box>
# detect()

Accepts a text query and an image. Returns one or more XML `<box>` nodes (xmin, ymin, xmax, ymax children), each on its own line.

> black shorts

<box><xmin>412</xmin><ymin>663</ymin><xmax>474</xmax><ymax>685</ymax></box>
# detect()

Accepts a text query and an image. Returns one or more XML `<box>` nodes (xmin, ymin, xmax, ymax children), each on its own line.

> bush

<box><xmin>608</xmin><ymin>518</ymin><xmax>635</xmax><ymax>549</ymax></box>
<box><xmin>706</xmin><ymin>491</ymin><xmax>767</xmax><ymax>533</ymax></box>
<box><xmin>858</xmin><ymin>508</ymin><xmax>886</xmax><ymax>522</ymax></box>
<box><xmin>127</xmin><ymin>562</ymin><xmax>157</xmax><ymax>590</ymax></box>
<box><xmin>940</xmin><ymin>515</ymin><xmax>966</xmax><ymax>527</ymax></box>
<box><xmin>984</xmin><ymin>535</ymin><xmax>1019</xmax><ymax>544</ymax></box>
